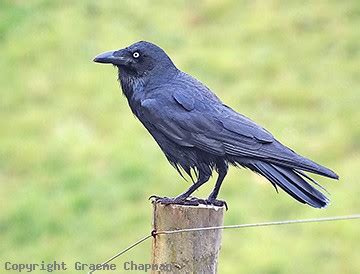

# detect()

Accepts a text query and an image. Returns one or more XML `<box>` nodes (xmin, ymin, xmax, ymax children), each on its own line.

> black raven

<box><xmin>94</xmin><ymin>41</ymin><xmax>338</xmax><ymax>208</ymax></box>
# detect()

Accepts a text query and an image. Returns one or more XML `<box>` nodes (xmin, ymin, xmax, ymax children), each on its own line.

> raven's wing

<box><xmin>142</xmin><ymin>95</ymin><xmax>282</xmax><ymax>158</ymax></box>
<box><xmin>141</xmin><ymin>78</ymin><xmax>337</xmax><ymax>178</ymax></box>
<box><xmin>142</xmin><ymin>80</ymin><xmax>278</xmax><ymax>153</ymax></box>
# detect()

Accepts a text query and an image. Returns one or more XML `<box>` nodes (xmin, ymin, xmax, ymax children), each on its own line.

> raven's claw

<box><xmin>148</xmin><ymin>195</ymin><xmax>162</xmax><ymax>200</ymax></box>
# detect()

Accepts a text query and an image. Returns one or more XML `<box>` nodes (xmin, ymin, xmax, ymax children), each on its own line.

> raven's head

<box><xmin>93</xmin><ymin>41</ymin><xmax>176</xmax><ymax>79</ymax></box>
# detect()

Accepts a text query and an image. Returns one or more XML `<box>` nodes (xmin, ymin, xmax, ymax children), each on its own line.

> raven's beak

<box><xmin>93</xmin><ymin>50</ymin><xmax>129</xmax><ymax>66</ymax></box>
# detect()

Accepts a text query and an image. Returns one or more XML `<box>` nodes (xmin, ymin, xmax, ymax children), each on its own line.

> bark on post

<box><xmin>151</xmin><ymin>201</ymin><xmax>225</xmax><ymax>273</ymax></box>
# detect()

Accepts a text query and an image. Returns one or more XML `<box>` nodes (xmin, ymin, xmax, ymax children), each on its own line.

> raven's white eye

<box><xmin>133</xmin><ymin>52</ymin><xmax>140</xmax><ymax>58</ymax></box>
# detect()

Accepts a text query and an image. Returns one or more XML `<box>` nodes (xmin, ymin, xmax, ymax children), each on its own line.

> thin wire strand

<box><xmin>88</xmin><ymin>234</ymin><xmax>152</xmax><ymax>274</ymax></box>
<box><xmin>155</xmin><ymin>214</ymin><xmax>360</xmax><ymax>235</ymax></box>
<box><xmin>88</xmin><ymin>214</ymin><xmax>360</xmax><ymax>274</ymax></box>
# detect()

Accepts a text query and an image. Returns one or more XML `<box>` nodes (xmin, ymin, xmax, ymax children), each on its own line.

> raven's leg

<box><xmin>150</xmin><ymin>167</ymin><xmax>211</xmax><ymax>205</ymax></box>
<box><xmin>175</xmin><ymin>171</ymin><xmax>211</xmax><ymax>200</ymax></box>
<box><xmin>207</xmin><ymin>161</ymin><xmax>228</xmax><ymax>205</ymax></box>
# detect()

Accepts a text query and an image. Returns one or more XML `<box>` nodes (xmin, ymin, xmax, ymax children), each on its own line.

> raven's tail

<box><xmin>247</xmin><ymin>161</ymin><xmax>330</xmax><ymax>208</ymax></box>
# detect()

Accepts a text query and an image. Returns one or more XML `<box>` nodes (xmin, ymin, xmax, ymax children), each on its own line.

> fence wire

<box><xmin>89</xmin><ymin>214</ymin><xmax>360</xmax><ymax>274</ymax></box>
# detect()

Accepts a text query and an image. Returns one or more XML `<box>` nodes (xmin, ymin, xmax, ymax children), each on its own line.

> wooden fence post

<box><xmin>151</xmin><ymin>201</ymin><xmax>225</xmax><ymax>273</ymax></box>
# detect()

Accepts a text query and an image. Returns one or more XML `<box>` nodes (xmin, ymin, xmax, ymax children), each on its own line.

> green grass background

<box><xmin>1</xmin><ymin>0</ymin><xmax>359</xmax><ymax>273</ymax></box>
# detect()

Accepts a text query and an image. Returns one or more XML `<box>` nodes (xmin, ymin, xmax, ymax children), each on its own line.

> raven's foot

<box><xmin>149</xmin><ymin>195</ymin><xmax>200</xmax><ymax>206</ymax></box>
<box><xmin>149</xmin><ymin>195</ymin><xmax>227</xmax><ymax>209</ymax></box>
<box><xmin>206</xmin><ymin>198</ymin><xmax>228</xmax><ymax>210</ymax></box>
<box><xmin>188</xmin><ymin>197</ymin><xmax>228</xmax><ymax>210</ymax></box>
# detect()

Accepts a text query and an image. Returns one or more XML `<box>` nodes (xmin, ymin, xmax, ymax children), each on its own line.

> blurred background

<box><xmin>1</xmin><ymin>0</ymin><xmax>359</xmax><ymax>273</ymax></box>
